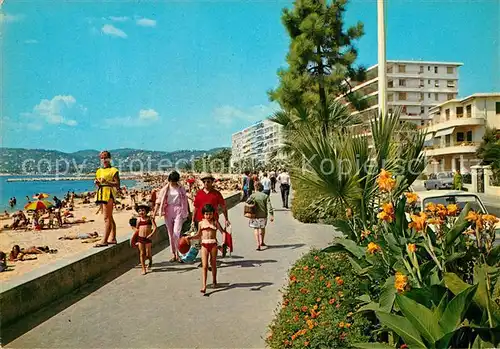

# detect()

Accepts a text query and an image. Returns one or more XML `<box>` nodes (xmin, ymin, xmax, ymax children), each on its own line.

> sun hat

<box><xmin>135</xmin><ymin>203</ymin><xmax>151</xmax><ymax>212</ymax></box>
<box><xmin>200</xmin><ymin>172</ymin><xmax>215</xmax><ymax>181</ymax></box>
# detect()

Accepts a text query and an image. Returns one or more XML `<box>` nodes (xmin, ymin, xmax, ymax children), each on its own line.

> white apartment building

<box><xmin>230</xmin><ymin>119</ymin><xmax>284</xmax><ymax>168</ymax></box>
<box><xmin>424</xmin><ymin>93</ymin><xmax>500</xmax><ymax>173</ymax></box>
<box><xmin>339</xmin><ymin>60</ymin><xmax>463</xmax><ymax>126</ymax></box>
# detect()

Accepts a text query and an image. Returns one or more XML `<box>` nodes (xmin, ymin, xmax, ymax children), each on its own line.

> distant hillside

<box><xmin>0</xmin><ymin>147</ymin><xmax>229</xmax><ymax>174</ymax></box>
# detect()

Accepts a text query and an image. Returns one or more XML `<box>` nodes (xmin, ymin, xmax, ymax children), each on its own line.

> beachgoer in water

<box><xmin>154</xmin><ymin>171</ymin><xmax>189</xmax><ymax>262</ymax></box>
<box><xmin>188</xmin><ymin>204</ymin><xmax>226</xmax><ymax>294</ymax></box>
<box><xmin>132</xmin><ymin>203</ymin><xmax>157</xmax><ymax>275</ymax></box>
<box><xmin>94</xmin><ymin>150</ymin><xmax>120</xmax><ymax>247</ymax></box>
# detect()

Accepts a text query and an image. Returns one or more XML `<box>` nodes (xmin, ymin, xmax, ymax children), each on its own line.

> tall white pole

<box><xmin>377</xmin><ymin>0</ymin><xmax>387</xmax><ymax>117</ymax></box>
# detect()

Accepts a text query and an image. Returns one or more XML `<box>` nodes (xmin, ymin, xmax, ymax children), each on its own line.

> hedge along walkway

<box><xmin>7</xmin><ymin>193</ymin><xmax>339</xmax><ymax>349</ymax></box>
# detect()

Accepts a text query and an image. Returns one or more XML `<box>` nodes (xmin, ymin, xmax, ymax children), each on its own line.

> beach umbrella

<box><xmin>24</xmin><ymin>200</ymin><xmax>53</xmax><ymax>211</ymax></box>
<box><xmin>33</xmin><ymin>193</ymin><xmax>50</xmax><ymax>199</ymax></box>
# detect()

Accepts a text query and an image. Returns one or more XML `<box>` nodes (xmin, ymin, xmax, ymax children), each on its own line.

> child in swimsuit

<box><xmin>188</xmin><ymin>204</ymin><xmax>226</xmax><ymax>294</ymax></box>
<box><xmin>133</xmin><ymin>204</ymin><xmax>157</xmax><ymax>275</ymax></box>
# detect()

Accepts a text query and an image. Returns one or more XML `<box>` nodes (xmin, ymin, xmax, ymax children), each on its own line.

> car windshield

<box><xmin>437</xmin><ymin>173</ymin><xmax>452</xmax><ymax>179</ymax></box>
<box><xmin>423</xmin><ymin>195</ymin><xmax>486</xmax><ymax>213</ymax></box>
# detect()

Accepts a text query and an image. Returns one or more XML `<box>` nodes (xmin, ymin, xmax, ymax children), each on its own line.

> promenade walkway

<box><xmin>6</xmin><ymin>194</ymin><xmax>338</xmax><ymax>348</ymax></box>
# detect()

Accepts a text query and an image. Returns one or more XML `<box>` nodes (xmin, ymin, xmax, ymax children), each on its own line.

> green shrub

<box><xmin>267</xmin><ymin>251</ymin><xmax>372</xmax><ymax>348</ymax></box>
<box><xmin>291</xmin><ymin>188</ymin><xmax>344</xmax><ymax>224</ymax></box>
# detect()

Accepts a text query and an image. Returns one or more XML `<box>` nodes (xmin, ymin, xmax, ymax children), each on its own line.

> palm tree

<box><xmin>284</xmin><ymin>108</ymin><xmax>426</xmax><ymax>224</ymax></box>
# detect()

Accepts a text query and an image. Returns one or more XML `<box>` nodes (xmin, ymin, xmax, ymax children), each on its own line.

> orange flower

<box><xmin>409</xmin><ymin>212</ymin><xmax>427</xmax><ymax>232</ymax></box>
<box><xmin>326</xmin><ymin>282</ymin><xmax>332</xmax><ymax>288</ymax></box>
<box><xmin>320</xmin><ymin>265</ymin><xmax>325</xmax><ymax>270</ymax></box>
<box><xmin>293</xmin><ymin>314</ymin><xmax>299</xmax><ymax>322</ymax></box>
<box><xmin>361</xmin><ymin>229</ymin><xmax>371</xmax><ymax>240</ymax></box>
<box><xmin>290</xmin><ymin>275</ymin><xmax>297</xmax><ymax>283</ymax></box>
<box><xmin>304</xmin><ymin>341</ymin><xmax>310</xmax><ymax>347</ymax></box>
<box><xmin>378</xmin><ymin>202</ymin><xmax>395</xmax><ymax>223</ymax></box>
<box><xmin>319</xmin><ymin>275</ymin><xmax>324</xmax><ymax>281</ymax></box>
<box><xmin>427</xmin><ymin>217</ymin><xmax>444</xmax><ymax>225</ymax></box>
<box><xmin>407</xmin><ymin>243</ymin><xmax>417</xmax><ymax>253</ymax></box>
<box><xmin>316</xmin><ymin>297</ymin><xmax>321</xmax><ymax>302</ymax></box>
<box><xmin>377</xmin><ymin>169</ymin><xmax>396</xmax><ymax>192</ymax></box>
<box><xmin>301</xmin><ymin>306</ymin><xmax>308</xmax><ymax>312</ymax></box>
<box><xmin>329</xmin><ymin>298</ymin><xmax>336</xmax><ymax>305</ymax></box>
<box><xmin>405</xmin><ymin>192</ymin><xmax>418</xmax><ymax>204</ymax></box>
<box><xmin>345</xmin><ymin>207</ymin><xmax>353</xmax><ymax>219</ymax></box>
<box><xmin>314</xmin><ymin>256</ymin><xmax>319</xmax><ymax>261</ymax></box>
<box><xmin>466</xmin><ymin>211</ymin><xmax>484</xmax><ymax>230</ymax></box>
<box><xmin>345</xmin><ymin>323</ymin><xmax>352</xmax><ymax>328</ymax></box>
<box><xmin>425</xmin><ymin>202</ymin><xmax>437</xmax><ymax>213</ymax></box>
<box><xmin>307</xmin><ymin>319</ymin><xmax>315</xmax><ymax>329</ymax></box>
<box><xmin>367</xmin><ymin>242</ymin><xmax>380</xmax><ymax>254</ymax></box>
<box><xmin>303</xmin><ymin>266</ymin><xmax>309</xmax><ymax>271</ymax></box>
<box><xmin>446</xmin><ymin>204</ymin><xmax>459</xmax><ymax>216</ymax></box>
<box><xmin>338</xmin><ymin>321</ymin><xmax>345</xmax><ymax>328</ymax></box>
<box><xmin>313</xmin><ymin>305</ymin><xmax>318</xmax><ymax>310</ymax></box>
<box><xmin>347</xmin><ymin>312</ymin><xmax>353</xmax><ymax>317</ymax></box>
<box><xmin>335</xmin><ymin>276</ymin><xmax>344</xmax><ymax>286</ymax></box>
<box><xmin>482</xmin><ymin>214</ymin><xmax>499</xmax><ymax>225</ymax></box>
<box><xmin>395</xmin><ymin>272</ymin><xmax>408</xmax><ymax>293</ymax></box>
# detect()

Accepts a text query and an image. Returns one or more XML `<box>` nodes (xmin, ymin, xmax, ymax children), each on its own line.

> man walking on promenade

<box><xmin>277</xmin><ymin>169</ymin><xmax>291</xmax><ymax>209</ymax></box>
<box><xmin>191</xmin><ymin>173</ymin><xmax>230</xmax><ymax>230</ymax></box>
<box><xmin>269</xmin><ymin>169</ymin><xmax>277</xmax><ymax>193</ymax></box>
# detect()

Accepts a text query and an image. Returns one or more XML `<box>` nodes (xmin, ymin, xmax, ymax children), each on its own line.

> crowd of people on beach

<box><xmin>1</xmin><ymin>149</ymin><xmax>292</xmax><ymax>294</ymax></box>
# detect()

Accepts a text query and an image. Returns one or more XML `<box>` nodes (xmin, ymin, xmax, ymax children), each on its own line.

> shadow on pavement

<box><xmin>2</xmin><ymin>241</ymin><xmax>169</xmax><ymax>345</ymax></box>
<box><xmin>265</xmin><ymin>243</ymin><xmax>305</xmax><ymax>250</ymax></box>
<box><xmin>206</xmin><ymin>281</ymin><xmax>274</xmax><ymax>296</ymax></box>
<box><xmin>219</xmin><ymin>259</ymin><xmax>278</xmax><ymax>268</ymax></box>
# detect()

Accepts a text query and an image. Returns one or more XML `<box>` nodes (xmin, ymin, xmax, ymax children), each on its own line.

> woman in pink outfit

<box><xmin>153</xmin><ymin>171</ymin><xmax>189</xmax><ymax>262</ymax></box>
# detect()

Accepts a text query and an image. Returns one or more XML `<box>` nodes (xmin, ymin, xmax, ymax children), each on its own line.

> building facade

<box><xmin>230</xmin><ymin>119</ymin><xmax>284</xmax><ymax>169</ymax></box>
<box><xmin>339</xmin><ymin>60</ymin><xmax>463</xmax><ymax>126</ymax></box>
<box><xmin>424</xmin><ymin>93</ymin><xmax>500</xmax><ymax>173</ymax></box>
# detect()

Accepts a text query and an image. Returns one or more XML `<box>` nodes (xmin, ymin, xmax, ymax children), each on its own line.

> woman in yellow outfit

<box><xmin>94</xmin><ymin>150</ymin><xmax>120</xmax><ymax>247</ymax></box>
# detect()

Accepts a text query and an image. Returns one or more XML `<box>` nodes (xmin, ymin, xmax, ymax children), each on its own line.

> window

<box><xmin>434</xmin><ymin>66</ymin><xmax>438</xmax><ymax>73</ymax></box>
<box><xmin>398</xmin><ymin>64</ymin><xmax>406</xmax><ymax>73</ymax></box>
<box><xmin>428</xmin><ymin>66</ymin><xmax>431</xmax><ymax>71</ymax></box>
<box><xmin>445</xmin><ymin>109</ymin><xmax>450</xmax><ymax>120</ymax></box>
<box><xmin>387</xmin><ymin>66</ymin><xmax>393</xmax><ymax>73</ymax></box>
<box><xmin>456</xmin><ymin>106</ymin><xmax>464</xmax><ymax>118</ymax></box>
<box><xmin>466</xmin><ymin>131</ymin><xmax>472</xmax><ymax>142</ymax></box>
<box><xmin>419</xmin><ymin>66</ymin><xmax>424</xmax><ymax>73</ymax></box>
<box><xmin>435</xmin><ymin>80</ymin><xmax>440</xmax><ymax>87</ymax></box>
<box><xmin>496</xmin><ymin>102</ymin><xmax>500</xmax><ymax>114</ymax></box>
<box><xmin>428</xmin><ymin>79</ymin><xmax>431</xmax><ymax>84</ymax></box>
<box><xmin>398</xmin><ymin>92</ymin><xmax>407</xmax><ymax>100</ymax></box>
<box><xmin>388</xmin><ymin>93</ymin><xmax>394</xmax><ymax>102</ymax></box>
<box><xmin>445</xmin><ymin>134</ymin><xmax>451</xmax><ymax>146</ymax></box>
<box><xmin>421</xmin><ymin>120</ymin><xmax>425</xmax><ymax>126</ymax></box>
<box><xmin>420</xmin><ymin>93</ymin><xmax>424</xmax><ymax>101</ymax></box>
<box><xmin>428</xmin><ymin>93</ymin><xmax>431</xmax><ymax>98</ymax></box>
<box><xmin>456</xmin><ymin>132</ymin><xmax>464</xmax><ymax>142</ymax></box>
<box><xmin>435</xmin><ymin>93</ymin><xmax>439</xmax><ymax>101</ymax></box>
<box><xmin>447</xmin><ymin>93</ymin><xmax>454</xmax><ymax>100</ymax></box>
<box><xmin>447</xmin><ymin>66</ymin><xmax>454</xmax><ymax>74</ymax></box>
<box><xmin>419</xmin><ymin>79</ymin><xmax>424</xmax><ymax>87</ymax></box>
<box><xmin>447</xmin><ymin>80</ymin><xmax>455</xmax><ymax>88</ymax></box>
<box><xmin>388</xmin><ymin>80</ymin><xmax>394</xmax><ymax>88</ymax></box>
<box><xmin>421</xmin><ymin>106</ymin><xmax>425</xmax><ymax>114</ymax></box>
<box><xmin>399</xmin><ymin>79</ymin><xmax>406</xmax><ymax>87</ymax></box>
<box><xmin>466</xmin><ymin>104</ymin><xmax>472</xmax><ymax>117</ymax></box>
<box><xmin>402</xmin><ymin>106</ymin><xmax>407</xmax><ymax>113</ymax></box>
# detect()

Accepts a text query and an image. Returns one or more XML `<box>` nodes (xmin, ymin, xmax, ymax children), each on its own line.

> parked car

<box><xmin>424</xmin><ymin>172</ymin><xmax>454</xmax><ymax>190</ymax></box>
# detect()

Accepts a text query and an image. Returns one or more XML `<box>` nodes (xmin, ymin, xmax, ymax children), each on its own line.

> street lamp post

<box><xmin>377</xmin><ymin>0</ymin><xmax>387</xmax><ymax>117</ymax></box>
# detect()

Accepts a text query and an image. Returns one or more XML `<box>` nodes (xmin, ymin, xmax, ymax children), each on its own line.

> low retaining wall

<box><xmin>0</xmin><ymin>192</ymin><xmax>241</xmax><ymax>328</ymax></box>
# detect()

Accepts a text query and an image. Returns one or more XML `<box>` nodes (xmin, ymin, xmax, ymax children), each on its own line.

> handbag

<box><xmin>244</xmin><ymin>200</ymin><xmax>256</xmax><ymax>219</ymax></box>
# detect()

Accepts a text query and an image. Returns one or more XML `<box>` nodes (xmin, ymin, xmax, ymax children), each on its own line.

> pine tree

<box><xmin>269</xmin><ymin>0</ymin><xmax>366</xmax><ymax>135</ymax></box>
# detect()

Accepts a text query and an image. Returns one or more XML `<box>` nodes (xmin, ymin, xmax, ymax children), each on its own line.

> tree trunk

<box><xmin>317</xmin><ymin>45</ymin><xmax>328</xmax><ymax>137</ymax></box>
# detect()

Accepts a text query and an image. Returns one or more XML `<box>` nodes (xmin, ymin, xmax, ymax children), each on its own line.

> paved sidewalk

<box><xmin>6</xmin><ymin>194</ymin><xmax>338</xmax><ymax>349</ymax></box>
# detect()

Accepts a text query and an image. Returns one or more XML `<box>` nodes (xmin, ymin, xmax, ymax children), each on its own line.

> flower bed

<box><xmin>266</xmin><ymin>251</ymin><xmax>372</xmax><ymax>348</ymax></box>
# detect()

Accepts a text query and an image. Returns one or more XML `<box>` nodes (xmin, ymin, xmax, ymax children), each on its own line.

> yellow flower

<box><xmin>407</xmin><ymin>243</ymin><xmax>417</xmax><ymax>253</ymax></box>
<box><xmin>446</xmin><ymin>204</ymin><xmax>459</xmax><ymax>216</ymax></box>
<box><xmin>338</xmin><ymin>321</ymin><xmax>345</xmax><ymax>328</ymax></box>
<box><xmin>482</xmin><ymin>214</ymin><xmax>499</xmax><ymax>225</ymax></box>
<box><xmin>394</xmin><ymin>272</ymin><xmax>408</xmax><ymax>293</ymax></box>
<box><xmin>377</xmin><ymin>169</ymin><xmax>396</xmax><ymax>192</ymax></box>
<box><xmin>378</xmin><ymin>202</ymin><xmax>395</xmax><ymax>223</ymax></box>
<box><xmin>367</xmin><ymin>242</ymin><xmax>380</xmax><ymax>254</ymax></box>
<box><xmin>409</xmin><ymin>212</ymin><xmax>427</xmax><ymax>232</ymax></box>
<box><xmin>427</xmin><ymin>217</ymin><xmax>444</xmax><ymax>226</ymax></box>
<box><xmin>405</xmin><ymin>192</ymin><xmax>418</xmax><ymax>204</ymax></box>
<box><xmin>466</xmin><ymin>211</ymin><xmax>484</xmax><ymax>230</ymax></box>
<box><xmin>425</xmin><ymin>202</ymin><xmax>437</xmax><ymax>213</ymax></box>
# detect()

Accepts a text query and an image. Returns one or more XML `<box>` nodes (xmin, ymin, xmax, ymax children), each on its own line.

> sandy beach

<box><xmin>0</xmin><ymin>188</ymin><xmax>238</xmax><ymax>282</ymax></box>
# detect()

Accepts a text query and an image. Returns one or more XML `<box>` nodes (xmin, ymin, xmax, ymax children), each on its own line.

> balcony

<box><xmin>424</xmin><ymin>142</ymin><xmax>480</xmax><ymax>157</ymax></box>
<box><xmin>426</xmin><ymin>117</ymin><xmax>485</xmax><ymax>133</ymax></box>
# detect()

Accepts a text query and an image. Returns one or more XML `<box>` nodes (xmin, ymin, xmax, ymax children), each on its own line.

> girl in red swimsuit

<box><xmin>133</xmin><ymin>204</ymin><xmax>157</xmax><ymax>275</ymax></box>
<box><xmin>188</xmin><ymin>204</ymin><xmax>226</xmax><ymax>294</ymax></box>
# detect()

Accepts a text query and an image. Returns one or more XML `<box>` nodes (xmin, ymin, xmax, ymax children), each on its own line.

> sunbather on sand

<box><xmin>59</xmin><ymin>231</ymin><xmax>99</xmax><ymax>240</ymax></box>
<box><xmin>9</xmin><ymin>245</ymin><xmax>57</xmax><ymax>261</ymax></box>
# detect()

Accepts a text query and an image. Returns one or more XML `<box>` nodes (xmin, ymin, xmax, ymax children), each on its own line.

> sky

<box><xmin>1</xmin><ymin>0</ymin><xmax>498</xmax><ymax>153</ymax></box>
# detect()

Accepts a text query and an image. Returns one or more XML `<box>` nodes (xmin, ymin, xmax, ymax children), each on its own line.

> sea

<box><xmin>0</xmin><ymin>176</ymin><xmax>137</xmax><ymax>212</ymax></box>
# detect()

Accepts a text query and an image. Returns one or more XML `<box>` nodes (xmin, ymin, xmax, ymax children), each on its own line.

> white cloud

<box><xmin>139</xmin><ymin>109</ymin><xmax>159</xmax><ymax>121</ymax></box>
<box><xmin>213</xmin><ymin>103</ymin><xmax>280</xmax><ymax>126</ymax></box>
<box><xmin>103</xmin><ymin>109</ymin><xmax>160</xmax><ymax>127</ymax></box>
<box><xmin>136</xmin><ymin>17</ymin><xmax>156</xmax><ymax>27</ymax></box>
<box><xmin>24</xmin><ymin>39</ymin><xmax>38</xmax><ymax>44</ymax></box>
<box><xmin>19</xmin><ymin>95</ymin><xmax>84</xmax><ymax>129</ymax></box>
<box><xmin>101</xmin><ymin>24</ymin><xmax>127</xmax><ymax>38</ymax></box>
<box><xmin>109</xmin><ymin>16</ymin><xmax>129</xmax><ymax>22</ymax></box>
<box><xmin>0</xmin><ymin>13</ymin><xmax>24</xmax><ymax>23</ymax></box>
